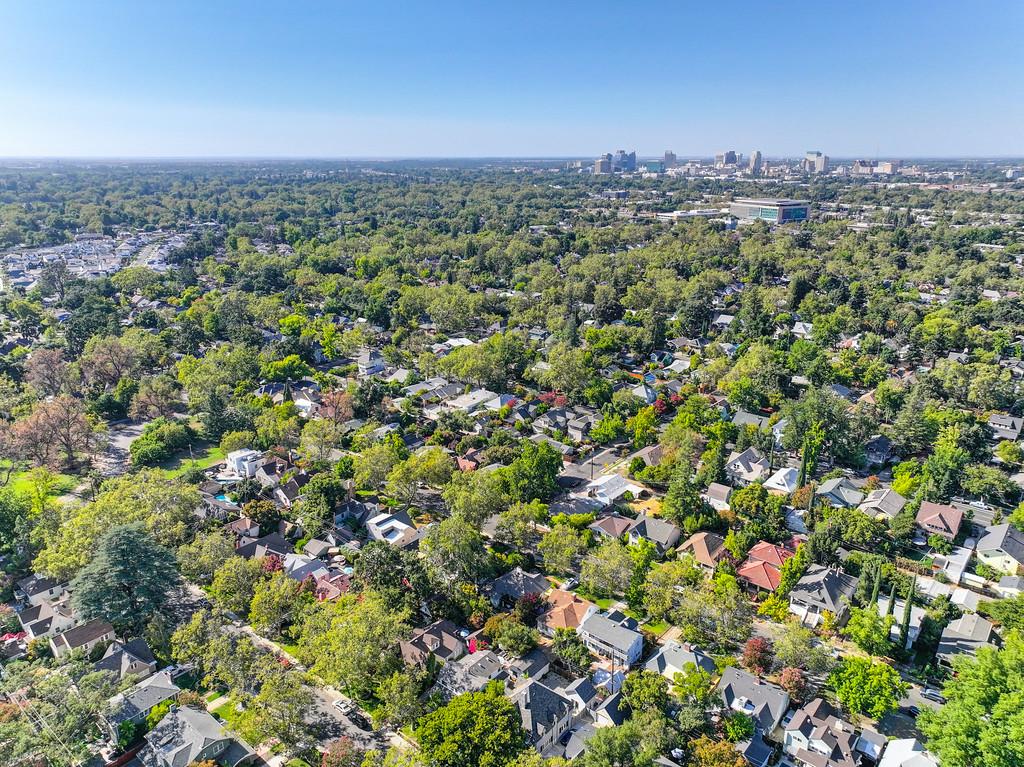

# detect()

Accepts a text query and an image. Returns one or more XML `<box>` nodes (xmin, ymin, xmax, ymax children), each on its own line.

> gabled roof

<box><xmin>858</xmin><ymin>488</ymin><xmax>907</xmax><ymax>519</ymax></box>
<box><xmin>789</xmin><ymin>565</ymin><xmax>859</xmax><ymax>613</ymax></box>
<box><xmin>644</xmin><ymin>640</ymin><xmax>716</xmax><ymax>678</ymax></box>
<box><xmin>51</xmin><ymin>618</ymin><xmax>114</xmax><ymax>652</ymax></box>
<box><xmin>486</xmin><ymin>567</ymin><xmax>549</xmax><ymax>603</ymax></box>
<box><xmin>579</xmin><ymin>613</ymin><xmax>642</xmax><ymax>653</ymax></box>
<box><xmin>678</xmin><ymin>532</ymin><xmax>728</xmax><ymax>568</ymax></box>
<box><xmin>512</xmin><ymin>681</ymin><xmax>573</xmax><ymax>744</ymax></box>
<box><xmin>977</xmin><ymin>523</ymin><xmax>1024</xmax><ymax>565</ymax></box>
<box><xmin>937</xmin><ymin>613</ymin><xmax>994</xmax><ymax>662</ymax></box>
<box><xmin>718</xmin><ymin>666</ymin><xmax>790</xmax><ymax>734</ymax></box>
<box><xmin>108</xmin><ymin>671</ymin><xmax>180</xmax><ymax>724</ymax></box>
<box><xmin>816</xmin><ymin>477</ymin><xmax>865</xmax><ymax>508</ymax></box>
<box><xmin>540</xmin><ymin>589</ymin><xmax>596</xmax><ymax>633</ymax></box>
<box><xmin>627</xmin><ymin>514</ymin><xmax>680</xmax><ymax>548</ymax></box>
<box><xmin>589</xmin><ymin>514</ymin><xmax>633</xmax><ymax>539</ymax></box>
<box><xmin>916</xmin><ymin>501</ymin><xmax>963</xmax><ymax>538</ymax></box>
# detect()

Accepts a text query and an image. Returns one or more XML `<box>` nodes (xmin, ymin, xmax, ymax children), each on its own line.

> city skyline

<box><xmin>2</xmin><ymin>1</ymin><xmax>1022</xmax><ymax>158</ymax></box>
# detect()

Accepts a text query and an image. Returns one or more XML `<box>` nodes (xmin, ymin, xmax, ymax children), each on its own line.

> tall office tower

<box><xmin>715</xmin><ymin>150</ymin><xmax>737</xmax><ymax>168</ymax></box>
<box><xmin>612</xmin><ymin>149</ymin><xmax>637</xmax><ymax>172</ymax></box>
<box><xmin>664</xmin><ymin>150</ymin><xmax>677</xmax><ymax>168</ymax></box>
<box><xmin>594</xmin><ymin>155</ymin><xmax>612</xmax><ymax>174</ymax></box>
<box><xmin>804</xmin><ymin>151</ymin><xmax>829</xmax><ymax>174</ymax></box>
<box><xmin>749</xmin><ymin>150</ymin><xmax>763</xmax><ymax>176</ymax></box>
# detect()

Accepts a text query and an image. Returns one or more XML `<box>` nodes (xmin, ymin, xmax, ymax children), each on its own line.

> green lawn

<box><xmin>153</xmin><ymin>444</ymin><xmax>226</xmax><ymax>478</ymax></box>
<box><xmin>0</xmin><ymin>462</ymin><xmax>79</xmax><ymax>498</ymax></box>
<box><xmin>644</xmin><ymin>619</ymin><xmax>670</xmax><ymax>636</ymax></box>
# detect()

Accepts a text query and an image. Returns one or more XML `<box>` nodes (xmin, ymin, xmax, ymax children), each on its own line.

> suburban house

<box><xmin>988</xmin><ymin>413</ymin><xmax>1023</xmax><ymax>442</ymax></box>
<box><xmin>725</xmin><ymin>447</ymin><xmax>770</xmax><ymax>486</ymax></box>
<box><xmin>588</xmin><ymin>514</ymin><xmax>634</xmax><ymax>541</ymax></box>
<box><xmin>538</xmin><ymin>590</ymin><xmax>598</xmax><ymax>638</ymax></box>
<box><xmin>14</xmin><ymin>574</ymin><xmax>65</xmax><ymax>607</ymax></box>
<box><xmin>577</xmin><ymin>611</ymin><xmax>644</xmax><ymax>668</ymax></box>
<box><xmin>573</xmin><ymin>474</ymin><xmax>645</xmax><ymax>508</ymax></box>
<box><xmin>815</xmin><ymin>478</ymin><xmax>864</xmax><ymax>509</ymax></box>
<box><xmin>718</xmin><ymin>666</ymin><xmax>790</xmax><ymax>735</ymax></box>
<box><xmin>94</xmin><ymin>638</ymin><xmax>158</xmax><ymax>680</ymax></box>
<box><xmin>703</xmin><ymin>482</ymin><xmax>732</xmax><ymax>512</ymax></box>
<box><xmin>626</xmin><ymin>514</ymin><xmax>681</xmax><ymax>555</ymax></box>
<box><xmin>141</xmin><ymin>705</ymin><xmax>254</xmax><ymax>767</ymax></box>
<box><xmin>936</xmin><ymin>613</ymin><xmax>996</xmax><ymax>666</ymax></box>
<box><xmin>399</xmin><ymin>619</ymin><xmax>466</xmax><ymax>668</ymax></box>
<box><xmin>365</xmin><ymin>510</ymin><xmax>421</xmax><ymax>549</ymax></box>
<box><xmin>50</xmin><ymin>618</ymin><xmax>115</xmax><ymax>659</ymax></box>
<box><xmin>737</xmin><ymin>541</ymin><xmax>795</xmax><ymax>593</ymax></box>
<box><xmin>485</xmin><ymin>567</ymin><xmax>550</xmax><ymax>608</ymax></box>
<box><xmin>915</xmin><ymin>501</ymin><xmax>963</xmax><ymax>542</ymax></box>
<box><xmin>433</xmin><ymin>650</ymin><xmax>506</xmax><ymax>699</ymax></box>
<box><xmin>878</xmin><ymin>739</ymin><xmax>939</xmax><ymax>767</ymax></box>
<box><xmin>103</xmin><ymin>671</ymin><xmax>180</xmax><ymax>744</ymax></box>
<box><xmin>858</xmin><ymin>488</ymin><xmax>907</xmax><ymax>521</ymax></box>
<box><xmin>511</xmin><ymin>680</ymin><xmax>575</xmax><ymax>752</ymax></box>
<box><xmin>783</xmin><ymin>698</ymin><xmax>860</xmax><ymax>767</ymax></box>
<box><xmin>975</xmin><ymin>523</ymin><xmax>1024</xmax><ymax>575</ymax></box>
<box><xmin>17</xmin><ymin>593</ymin><xmax>78</xmax><ymax>641</ymax></box>
<box><xmin>677</xmin><ymin>532</ymin><xmax>728</xmax><ymax>572</ymax></box>
<box><xmin>644</xmin><ymin>640</ymin><xmax>716</xmax><ymax>680</ymax></box>
<box><xmin>764</xmin><ymin>467</ymin><xmax>799</xmax><ymax>495</ymax></box>
<box><xmin>788</xmin><ymin>566</ymin><xmax>859</xmax><ymax>628</ymax></box>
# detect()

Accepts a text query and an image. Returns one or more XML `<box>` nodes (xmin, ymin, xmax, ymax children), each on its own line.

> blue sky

<box><xmin>1</xmin><ymin>1</ymin><xmax>1021</xmax><ymax>158</ymax></box>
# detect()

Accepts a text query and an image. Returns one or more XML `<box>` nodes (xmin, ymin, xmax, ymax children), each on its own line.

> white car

<box><xmin>333</xmin><ymin>698</ymin><xmax>355</xmax><ymax>715</ymax></box>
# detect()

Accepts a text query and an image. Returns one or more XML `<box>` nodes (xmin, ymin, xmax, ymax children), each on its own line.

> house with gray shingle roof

<box><xmin>141</xmin><ymin>705</ymin><xmax>254</xmax><ymax>767</ymax></box>
<box><xmin>976</xmin><ymin>523</ymin><xmax>1024</xmax><ymax>575</ymax></box>
<box><xmin>511</xmin><ymin>680</ymin><xmax>575</xmax><ymax>752</ymax></box>
<box><xmin>718</xmin><ymin>666</ymin><xmax>790</xmax><ymax>735</ymax></box>
<box><xmin>788</xmin><ymin>566</ymin><xmax>859</xmax><ymax>629</ymax></box>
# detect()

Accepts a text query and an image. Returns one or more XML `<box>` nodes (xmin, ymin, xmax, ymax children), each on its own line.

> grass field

<box><xmin>153</xmin><ymin>444</ymin><xmax>226</xmax><ymax>478</ymax></box>
<box><xmin>0</xmin><ymin>462</ymin><xmax>80</xmax><ymax>498</ymax></box>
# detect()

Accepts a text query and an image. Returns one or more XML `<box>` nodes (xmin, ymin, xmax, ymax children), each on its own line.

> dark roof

<box><xmin>52</xmin><ymin>618</ymin><xmax>114</xmax><ymax>650</ymax></box>
<box><xmin>513</xmin><ymin>680</ymin><xmax>572</xmax><ymax>744</ymax></box>
<box><xmin>790</xmin><ymin>565</ymin><xmax>859</xmax><ymax>613</ymax></box>
<box><xmin>718</xmin><ymin>667</ymin><xmax>790</xmax><ymax>734</ymax></box>
<box><xmin>486</xmin><ymin>567</ymin><xmax>549</xmax><ymax>603</ymax></box>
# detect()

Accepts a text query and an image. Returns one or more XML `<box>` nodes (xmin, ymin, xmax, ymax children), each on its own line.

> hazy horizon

<box><xmin>2</xmin><ymin>1</ymin><xmax>1022</xmax><ymax>158</ymax></box>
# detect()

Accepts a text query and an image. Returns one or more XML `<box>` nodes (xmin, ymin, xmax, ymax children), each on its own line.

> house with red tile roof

<box><xmin>737</xmin><ymin>541</ymin><xmax>795</xmax><ymax>592</ymax></box>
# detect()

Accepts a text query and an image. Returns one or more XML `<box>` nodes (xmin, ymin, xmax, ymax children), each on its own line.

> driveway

<box><xmin>97</xmin><ymin>420</ymin><xmax>147</xmax><ymax>476</ymax></box>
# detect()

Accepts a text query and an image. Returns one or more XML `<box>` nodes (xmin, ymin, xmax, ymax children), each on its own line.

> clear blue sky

<box><xmin>1</xmin><ymin>1</ymin><xmax>1021</xmax><ymax>158</ymax></box>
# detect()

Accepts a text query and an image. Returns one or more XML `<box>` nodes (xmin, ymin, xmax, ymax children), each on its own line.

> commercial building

<box><xmin>730</xmin><ymin>197</ymin><xmax>810</xmax><ymax>224</ymax></box>
<box><xmin>803</xmin><ymin>151</ymin><xmax>829</xmax><ymax>174</ymax></box>
<box><xmin>715</xmin><ymin>150</ymin><xmax>737</xmax><ymax>167</ymax></box>
<box><xmin>749</xmin><ymin>150</ymin><xmax>762</xmax><ymax>175</ymax></box>
<box><xmin>663</xmin><ymin>150</ymin><xmax>677</xmax><ymax>168</ymax></box>
<box><xmin>594</xmin><ymin>155</ymin><xmax>612</xmax><ymax>175</ymax></box>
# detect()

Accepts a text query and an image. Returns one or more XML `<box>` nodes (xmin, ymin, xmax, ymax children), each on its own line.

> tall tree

<box><xmin>71</xmin><ymin>524</ymin><xmax>180</xmax><ymax>634</ymax></box>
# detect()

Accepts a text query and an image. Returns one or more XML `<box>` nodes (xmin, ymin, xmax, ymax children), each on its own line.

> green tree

<box><xmin>210</xmin><ymin>556</ymin><xmax>265</xmax><ymax>617</ymax></box>
<box><xmin>177</xmin><ymin>528</ymin><xmax>235</xmax><ymax>584</ymax></box>
<box><xmin>297</xmin><ymin>593</ymin><xmax>410</xmax><ymax>699</ymax></box>
<box><xmin>538</xmin><ymin>525</ymin><xmax>589</xmax><ymax>575</ymax></box>
<box><xmin>420</xmin><ymin>515</ymin><xmax>489</xmax><ymax>590</ymax></box>
<box><xmin>580</xmin><ymin>539</ymin><xmax>633</xmax><ymax>598</ymax></box>
<box><xmin>621</xmin><ymin>670</ymin><xmax>669</xmax><ymax>713</ymax></box>
<box><xmin>504</xmin><ymin>441</ymin><xmax>562</xmax><ymax>502</ymax></box>
<box><xmin>843</xmin><ymin>607</ymin><xmax>894</xmax><ymax>656</ymax></box>
<box><xmin>918</xmin><ymin>631</ymin><xmax>1024</xmax><ymax>767</ymax></box>
<box><xmin>71</xmin><ymin>524</ymin><xmax>179</xmax><ymax>634</ymax></box>
<box><xmin>829</xmin><ymin>657</ymin><xmax>907</xmax><ymax>720</ymax></box>
<box><xmin>415</xmin><ymin>683</ymin><xmax>526</xmax><ymax>767</ymax></box>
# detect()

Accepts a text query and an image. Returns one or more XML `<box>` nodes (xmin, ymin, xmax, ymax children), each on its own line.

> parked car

<box><xmin>333</xmin><ymin>699</ymin><xmax>355</xmax><ymax>715</ymax></box>
<box><xmin>921</xmin><ymin>688</ymin><xmax>946</xmax><ymax>704</ymax></box>
<box><xmin>349</xmin><ymin>711</ymin><xmax>372</xmax><ymax>731</ymax></box>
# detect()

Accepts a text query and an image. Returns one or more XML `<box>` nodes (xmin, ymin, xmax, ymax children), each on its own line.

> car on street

<box><xmin>921</xmin><ymin>688</ymin><xmax>946</xmax><ymax>704</ymax></box>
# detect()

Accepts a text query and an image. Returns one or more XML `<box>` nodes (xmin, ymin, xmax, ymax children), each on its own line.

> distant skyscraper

<box><xmin>715</xmin><ymin>150</ymin><xmax>737</xmax><ymax>168</ymax></box>
<box><xmin>663</xmin><ymin>150</ymin><xmax>677</xmax><ymax>168</ymax></box>
<box><xmin>594</xmin><ymin>155</ymin><xmax>612</xmax><ymax>174</ymax></box>
<box><xmin>804</xmin><ymin>151</ymin><xmax>829</xmax><ymax>174</ymax></box>
<box><xmin>612</xmin><ymin>149</ymin><xmax>637</xmax><ymax>172</ymax></box>
<box><xmin>749</xmin><ymin>150</ymin><xmax>762</xmax><ymax>176</ymax></box>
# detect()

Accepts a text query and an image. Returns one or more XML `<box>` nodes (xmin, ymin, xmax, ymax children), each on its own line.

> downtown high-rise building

<box><xmin>803</xmin><ymin>151</ymin><xmax>829</xmax><ymax>174</ymax></box>
<box><xmin>663</xmin><ymin>150</ymin><xmax>677</xmax><ymax>168</ymax></box>
<box><xmin>749</xmin><ymin>150</ymin><xmax>763</xmax><ymax>176</ymax></box>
